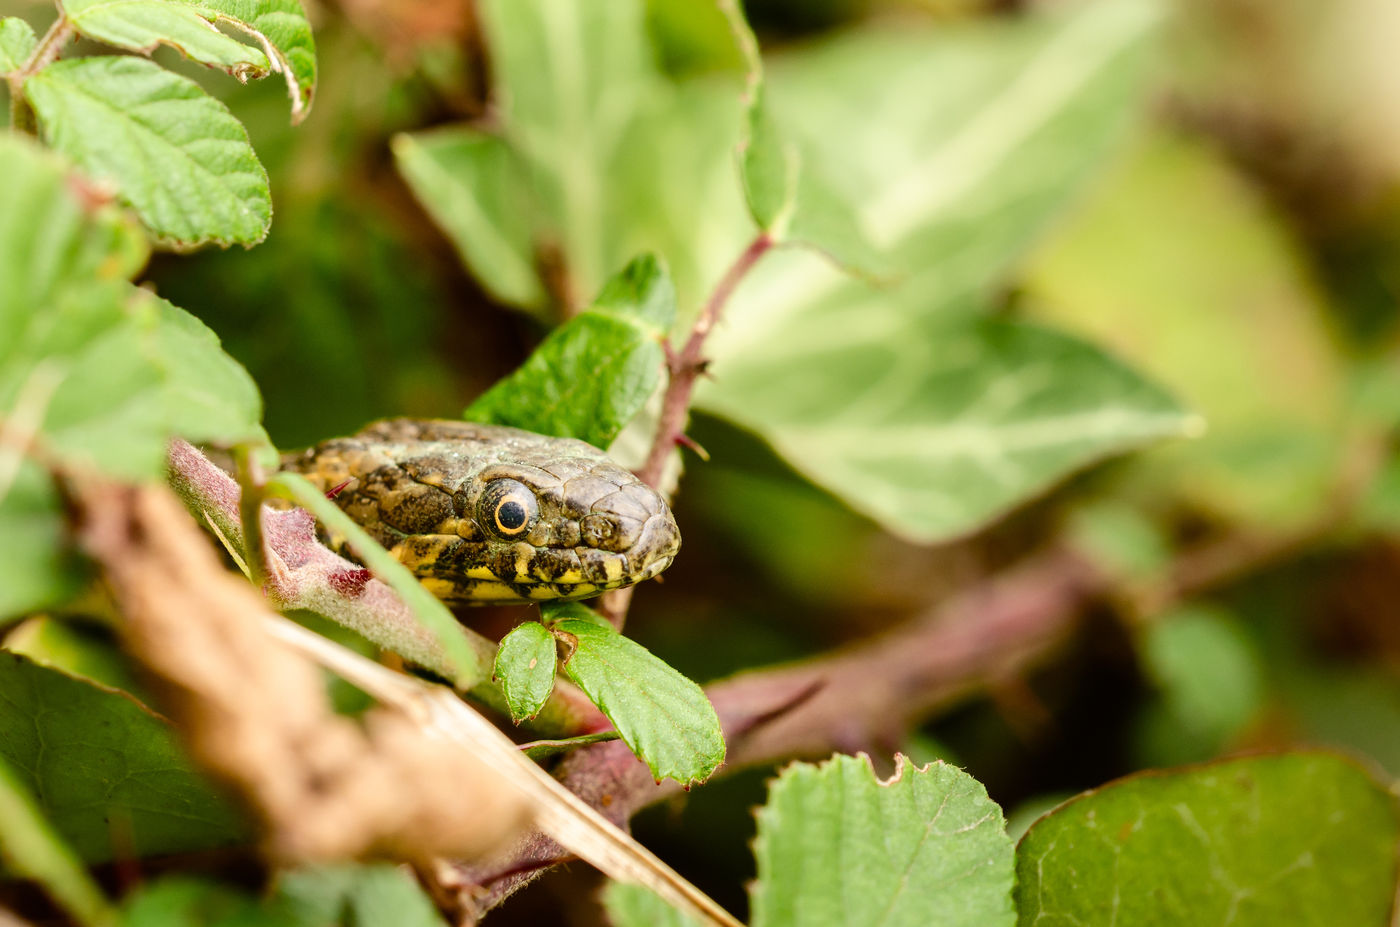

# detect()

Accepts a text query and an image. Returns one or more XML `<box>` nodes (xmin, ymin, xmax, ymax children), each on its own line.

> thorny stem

<box><xmin>636</xmin><ymin>232</ymin><xmax>773</xmax><ymax>490</ymax></box>
<box><xmin>7</xmin><ymin>16</ymin><xmax>73</xmax><ymax>134</ymax></box>
<box><xmin>599</xmin><ymin>233</ymin><xmax>774</xmax><ymax>630</ymax></box>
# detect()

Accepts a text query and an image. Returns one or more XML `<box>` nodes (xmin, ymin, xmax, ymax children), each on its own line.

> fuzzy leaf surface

<box><xmin>465</xmin><ymin>254</ymin><xmax>675</xmax><ymax>448</ymax></box>
<box><xmin>750</xmin><ymin>755</ymin><xmax>1015</xmax><ymax>927</ymax></box>
<box><xmin>0</xmin><ymin>17</ymin><xmax>36</xmax><ymax>72</ymax></box>
<box><xmin>26</xmin><ymin>56</ymin><xmax>271</xmax><ymax>247</ymax></box>
<box><xmin>494</xmin><ymin>621</ymin><xmax>557</xmax><ymax>722</ymax></box>
<box><xmin>546</xmin><ymin>603</ymin><xmax>724</xmax><ymax>786</ymax></box>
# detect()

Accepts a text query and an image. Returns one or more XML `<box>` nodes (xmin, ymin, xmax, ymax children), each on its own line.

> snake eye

<box><xmin>479</xmin><ymin>479</ymin><xmax>539</xmax><ymax>538</ymax></box>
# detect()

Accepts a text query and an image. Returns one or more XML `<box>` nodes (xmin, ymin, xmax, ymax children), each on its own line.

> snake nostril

<box><xmin>581</xmin><ymin>513</ymin><xmax>617</xmax><ymax>547</ymax></box>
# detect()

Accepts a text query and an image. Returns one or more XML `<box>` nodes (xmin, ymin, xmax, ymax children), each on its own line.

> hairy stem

<box><xmin>8</xmin><ymin>17</ymin><xmax>73</xmax><ymax>134</ymax></box>
<box><xmin>600</xmin><ymin>233</ymin><xmax>774</xmax><ymax>630</ymax></box>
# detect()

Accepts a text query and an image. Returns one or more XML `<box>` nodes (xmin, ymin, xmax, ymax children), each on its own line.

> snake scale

<box><xmin>284</xmin><ymin>418</ymin><xmax>680</xmax><ymax>604</ymax></box>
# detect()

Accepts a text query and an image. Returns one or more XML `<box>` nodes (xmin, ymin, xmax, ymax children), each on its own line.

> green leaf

<box><xmin>147</xmin><ymin>292</ymin><xmax>264</xmax><ymax>444</ymax></box>
<box><xmin>392</xmin><ymin>129</ymin><xmax>547</xmax><ymax>311</ymax></box>
<box><xmin>0</xmin><ymin>652</ymin><xmax>247</xmax><ymax>863</ymax></box>
<box><xmin>544</xmin><ymin>602</ymin><xmax>724</xmax><ymax>786</ymax></box>
<box><xmin>26</xmin><ymin>56</ymin><xmax>272</xmax><ymax>247</ymax></box>
<box><xmin>494</xmin><ymin>621</ymin><xmax>558</xmax><ymax>722</ymax></box>
<box><xmin>519</xmin><ymin>731</ymin><xmax>619</xmax><ymax>762</ymax></box>
<box><xmin>465</xmin><ymin>254</ymin><xmax>675</xmax><ymax>449</ymax></box>
<box><xmin>61</xmin><ymin>0</ymin><xmax>270</xmax><ymax>77</ymax></box>
<box><xmin>276</xmin><ymin>863</ymin><xmax>449</xmax><ymax>927</ymax></box>
<box><xmin>478</xmin><ymin>0</ymin><xmax>660</xmax><ymax>302</ymax></box>
<box><xmin>703</xmin><ymin>318</ymin><xmax>1194</xmax><ymax>543</ymax></box>
<box><xmin>0</xmin><ymin>753</ymin><xmax>114</xmax><ymax>927</ymax></box>
<box><xmin>602</xmin><ymin>880</ymin><xmax>707</xmax><ymax>927</ymax></box>
<box><xmin>1133</xmin><ymin>605</ymin><xmax>1264</xmax><ymax>766</ymax></box>
<box><xmin>0</xmin><ymin>463</ymin><xmax>87</xmax><ymax>622</ymax></box>
<box><xmin>191</xmin><ymin>0</ymin><xmax>318</xmax><ymax>122</ymax></box>
<box><xmin>122</xmin><ymin>877</ymin><xmax>299</xmax><ymax>927</ymax></box>
<box><xmin>0</xmin><ymin>135</ymin><xmax>148</xmax><ymax>332</ymax></box>
<box><xmin>0</xmin><ymin>17</ymin><xmax>37</xmax><ymax>73</ymax></box>
<box><xmin>722</xmin><ymin>1</ymin><xmax>882</xmax><ymax>273</ymax></box>
<box><xmin>750</xmin><ymin>755</ymin><xmax>1016</xmax><ymax>927</ymax></box>
<box><xmin>1015</xmin><ymin>752</ymin><xmax>1400</xmax><ymax>926</ymax></box>
<box><xmin>700</xmin><ymin>0</ymin><xmax>1167</xmax><ymax>539</ymax></box>
<box><xmin>3</xmin><ymin>616</ymin><xmax>145</xmax><ymax>695</ymax></box>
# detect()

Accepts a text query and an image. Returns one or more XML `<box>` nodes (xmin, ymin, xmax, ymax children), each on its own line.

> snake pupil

<box><xmin>497</xmin><ymin>500</ymin><xmax>527</xmax><ymax>531</ymax></box>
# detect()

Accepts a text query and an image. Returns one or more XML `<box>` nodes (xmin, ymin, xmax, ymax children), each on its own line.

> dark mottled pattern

<box><xmin>282</xmin><ymin>419</ymin><xmax>680</xmax><ymax>604</ymax></box>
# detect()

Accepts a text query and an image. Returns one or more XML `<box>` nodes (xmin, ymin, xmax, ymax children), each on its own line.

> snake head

<box><xmin>290</xmin><ymin>419</ymin><xmax>681</xmax><ymax>604</ymax></box>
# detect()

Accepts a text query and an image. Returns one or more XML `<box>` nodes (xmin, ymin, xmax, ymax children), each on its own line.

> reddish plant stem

<box><xmin>599</xmin><ymin>234</ymin><xmax>774</xmax><ymax>631</ymax></box>
<box><xmin>636</xmin><ymin>232</ymin><xmax>773</xmax><ymax>490</ymax></box>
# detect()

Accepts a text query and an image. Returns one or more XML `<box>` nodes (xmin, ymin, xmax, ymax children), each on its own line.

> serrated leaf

<box><xmin>192</xmin><ymin>0</ymin><xmax>318</xmax><ymax>122</ymax></box>
<box><xmin>392</xmin><ymin>129</ymin><xmax>546</xmax><ymax>311</ymax></box>
<box><xmin>545</xmin><ymin>603</ymin><xmax>724</xmax><ymax>786</ymax></box>
<box><xmin>61</xmin><ymin>0</ymin><xmax>270</xmax><ymax>77</ymax></box>
<box><xmin>494</xmin><ymin>621</ymin><xmax>558</xmax><ymax>722</ymax></box>
<box><xmin>276</xmin><ymin>863</ymin><xmax>449</xmax><ymax>927</ymax></box>
<box><xmin>26</xmin><ymin>56</ymin><xmax>272</xmax><ymax>247</ymax></box>
<box><xmin>702</xmin><ymin>318</ymin><xmax>1194</xmax><ymax>543</ymax></box>
<box><xmin>603</xmin><ymin>880</ymin><xmax>707</xmax><ymax>927</ymax></box>
<box><xmin>1015</xmin><ymin>752</ymin><xmax>1400</xmax><ymax>926</ymax></box>
<box><xmin>0</xmin><ymin>17</ymin><xmax>37</xmax><ymax>73</ymax></box>
<box><xmin>751</xmin><ymin>755</ymin><xmax>1015</xmax><ymax>927</ymax></box>
<box><xmin>0</xmin><ymin>652</ymin><xmax>247</xmax><ymax>863</ymax></box>
<box><xmin>465</xmin><ymin>255</ymin><xmax>675</xmax><ymax>448</ymax></box>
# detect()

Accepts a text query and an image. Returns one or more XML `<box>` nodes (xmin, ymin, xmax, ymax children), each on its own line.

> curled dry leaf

<box><xmin>71</xmin><ymin>479</ymin><xmax>532</xmax><ymax>864</ymax></box>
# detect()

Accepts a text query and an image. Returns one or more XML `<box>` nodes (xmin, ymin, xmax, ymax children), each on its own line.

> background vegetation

<box><xmin>1</xmin><ymin>0</ymin><xmax>1398</xmax><ymax>923</ymax></box>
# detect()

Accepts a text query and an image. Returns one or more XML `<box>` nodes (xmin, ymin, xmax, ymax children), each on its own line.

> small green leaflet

<box><xmin>494</xmin><ymin>621</ymin><xmax>558</xmax><ymax>722</ymax></box>
<box><xmin>466</xmin><ymin>254</ymin><xmax>676</xmax><ymax>450</ymax></box>
<box><xmin>276</xmin><ymin>863</ymin><xmax>449</xmax><ymax>927</ymax></box>
<box><xmin>543</xmin><ymin>602</ymin><xmax>724</xmax><ymax>786</ymax></box>
<box><xmin>26</xmin><ymin>56</ymin><xmax>272</xmax><ymax>247</ymax></box>
<box><xmin>0</xmin><ymin>17</ymin><xmax>37</xmax><ymax>73</ymax></box>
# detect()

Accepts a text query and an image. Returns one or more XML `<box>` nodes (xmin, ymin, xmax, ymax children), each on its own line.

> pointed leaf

<box><xmin>26</xmin><ymin>56</ymin><xmax>272</xmax><ymax>247</ymax></box>
<box><xmin>0</xmin><ymin>653</ymin><xmax>247</xmax><ymax>863</ymax></box>
<box><xmin>751</xmin><ymin>755</ymin><xmax>1015</xmax><ymax>927</ymax></box>
<box><xmin>1015</xmin><ymin>752</ymin><xmax>1400</xmax><ymax>926</ymax></box>
<box><xmin>0</xmin><ymin>17</ymin><xmax>37</xmax><ymax>73</ymax></box>
<box><xmin>545</xmin><ymin>603</ymin><xmax>724</xmax><ymax>786</ymax></box>
<box><xmin>465</xmin><ymin>254</ymin><xmax>675</xmax><ymax>448</ymax></box>
<box><xmin>393</xmin><ymin>129</ymin><xmax>547</xmax><ymax>311</ymax></box>
<box><xmin>702</xmin><ymin>318</ymin><xmax>1194</xmax><ymax>543</ymax></box>
<box><xmin>61</xmin><ymin>0</ymin><xmax>269</xmax><ymax>77</ymax></box>
<box><xmin>494</xmin><ymin>621</ymin><xmax>558</xmax><ymax>722</ymax></box>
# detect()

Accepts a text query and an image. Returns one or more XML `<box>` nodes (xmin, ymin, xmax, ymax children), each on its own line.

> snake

<box><xmin>283</xmin><ymin>418</ymin><xmax>680</xmax><ymax>605</ymax></box>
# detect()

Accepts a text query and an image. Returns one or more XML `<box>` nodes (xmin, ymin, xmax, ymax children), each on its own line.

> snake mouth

<box><xmin>406</xmin><ymin>512</ymin><xmax>680</xmax><ymax>604</ymax></box>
